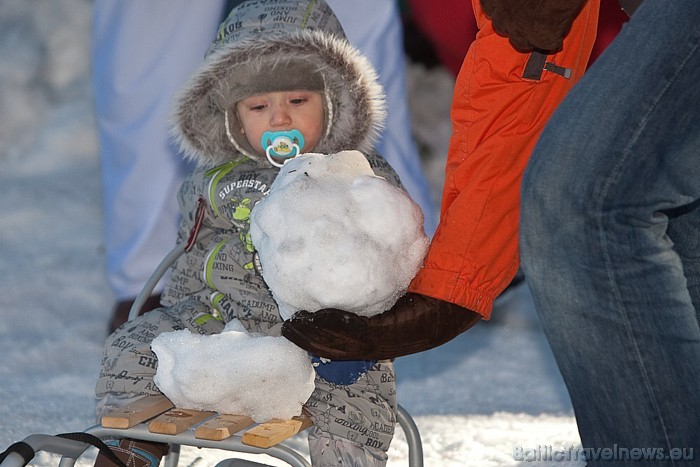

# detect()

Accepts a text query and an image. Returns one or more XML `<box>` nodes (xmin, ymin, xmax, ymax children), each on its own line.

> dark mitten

<box><xmin>281</xmin><ymin>293</ymin><xmax>481</xmax><ymax>360</ymax></box>
<box><xmin>479</xmin><ymin>0</ymin><xmax>588</xmax><ymax>52</ymax></box>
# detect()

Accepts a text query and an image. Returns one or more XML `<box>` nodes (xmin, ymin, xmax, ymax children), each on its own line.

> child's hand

<box><xmin>281</xmin><ymin>293</ymin><xmax>482</xmax><ymax>360</ymax></box>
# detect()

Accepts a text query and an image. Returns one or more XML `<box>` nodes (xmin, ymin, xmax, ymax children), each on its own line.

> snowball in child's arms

<box><xmin>151</xmin><ymin>321</ymin><xmax>315</xmax><ymax>422</ymax></box>
<box><xmin>250</xmin><ymin>150</ymin><xmax>429</xmax><ymax>320</ymax></box>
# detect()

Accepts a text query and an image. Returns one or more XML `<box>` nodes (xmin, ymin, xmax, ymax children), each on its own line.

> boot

<box><xmin>95</xmin><ymin>438</ymin><xmax>169</xmax><ymax>467</ymax></box>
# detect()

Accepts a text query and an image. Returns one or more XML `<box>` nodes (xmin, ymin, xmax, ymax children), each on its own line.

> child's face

<box><xmin>236</xmin><ymin>91</ymin><xmax>325</xmax><ymax>159</ymax></box>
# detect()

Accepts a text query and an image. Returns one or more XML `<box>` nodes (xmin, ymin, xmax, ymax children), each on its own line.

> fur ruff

<box><xmin>171</xmin><ymin>29</ymin><xmax>386</xmax><ymax>167</ymax></box>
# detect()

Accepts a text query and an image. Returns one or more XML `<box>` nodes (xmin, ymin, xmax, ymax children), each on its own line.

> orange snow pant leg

<box><xmin>409</xmin><ymin>0</ymin><xmax>600</xmax><ymax>318</ymax></box>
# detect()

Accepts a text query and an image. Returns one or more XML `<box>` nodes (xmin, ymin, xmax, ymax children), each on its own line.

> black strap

<box><xmin>0</xmin><ymin>434</ymin><xmax>127</xmax><ymax>467</ymax></box>
<box><xmin>544</xmin><ymin>61</ymin><xmax>572</xmax><ymax>79</ymax></box>
<box><xmin>57</xmin><ymin>432</ymin><xmax>128</xmax><ymax>467</ymax></box>
<box><xmin>0</xmin><ymin>441</ymin><xmax>35</xmax><ymax>466</ymax></box>
<box><xmin>523</xmin><ymin>51</ymin><xmax>572</xmax><ymax>81</ymax></box>
<box><xmin>523</xmin><ymin>51</ymin><xmax>547</xmax><ymax>80</ymax></box>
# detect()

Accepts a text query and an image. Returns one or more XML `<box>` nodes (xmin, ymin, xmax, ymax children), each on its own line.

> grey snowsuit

<box><xmin>96</xmin><ymin>152</ymin><xmax>403</xmax><ymax>463</ymax></box>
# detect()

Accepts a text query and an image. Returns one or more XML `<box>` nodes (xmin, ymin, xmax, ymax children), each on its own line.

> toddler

<box><xmin>94</xmin><ymin>1</ymin><xmax>412</xmax><ymax>466</ymax></box>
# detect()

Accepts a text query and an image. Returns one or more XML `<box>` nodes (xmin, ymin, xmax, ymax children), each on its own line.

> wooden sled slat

<box><xmin>241</xmin><ymin>415</ymin><xmax>313</xmax><ymax>448</ymax></box>
<box><xmin>101</xmin><ymin>395</ymin><xmax>174</xmax><ymax>429</ymax></box>
<box><xmin>195</xmin><ymin>414</ymin><xmax>255</xmax><ymax>441</ymax></box>
<box><xmin>148</xmin><ymin>408</ymin><xmax>216</xmax><ymax>435</ymax></box>
<box><xmin>100</xmin><ymin>396</ymin><xmax>315</xmax><ymax>449</ymax></box>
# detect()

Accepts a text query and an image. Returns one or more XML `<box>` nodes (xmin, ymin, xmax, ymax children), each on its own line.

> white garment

<box><xmin>92</xmin><ymin>0</ymin><xmax>436</xmax><ymax>300</ymax></box>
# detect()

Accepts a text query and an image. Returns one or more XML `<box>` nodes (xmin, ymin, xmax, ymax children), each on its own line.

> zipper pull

<box><xmin>544</xmin><ymin>61</ymin><xmax>572</xmax><ymax>79</ymax></box>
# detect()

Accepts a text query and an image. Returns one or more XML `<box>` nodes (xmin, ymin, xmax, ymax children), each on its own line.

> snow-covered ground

<box><xmin>0</xmin><ymin>0</ymin><xmax>584</xmax><ymax>465</ymax></box>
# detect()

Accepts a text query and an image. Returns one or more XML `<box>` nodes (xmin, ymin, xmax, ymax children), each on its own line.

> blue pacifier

<box><xmin>261</xmin><ymin>129</ymin><xmax>305</xmax><ymax>167</ymax></box>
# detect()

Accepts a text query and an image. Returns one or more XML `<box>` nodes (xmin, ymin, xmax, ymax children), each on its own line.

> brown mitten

<box><xmin>281</xmin><ymin>293</ymin><xmax>481</xmax><ymax>360</ymax></box>
<box><xmin>479</xmin><ymin>0</ymin><xmax>588</xmax><ymax>52</ymax></box>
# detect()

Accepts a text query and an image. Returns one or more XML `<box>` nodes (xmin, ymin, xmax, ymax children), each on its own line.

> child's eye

<box><xmin>250</xmin><ymin>104</ymin><xmax>267</xmax><ymax>111</ymax></box>
<box><xmin>289</xmin><ymin>98</ymin><xmax>307</xmax><ymax>105</ymax></box>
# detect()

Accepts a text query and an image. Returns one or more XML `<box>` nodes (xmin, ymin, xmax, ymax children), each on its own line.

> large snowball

<box><xmin>250</xmin><ymin>150</ymin><xmax>429</xmax><ymax>319</ymax></box>
<box><xmin>152</xmin><ymin>321</ymin><xmax>315</xmax><ymax>422</ymax></box>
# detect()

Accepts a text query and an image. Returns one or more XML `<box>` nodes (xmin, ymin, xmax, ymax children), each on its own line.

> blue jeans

<box><xmin>521</xmin><ymin>0</ymin><xmax>700</xmax><ymax>465</ymax></box>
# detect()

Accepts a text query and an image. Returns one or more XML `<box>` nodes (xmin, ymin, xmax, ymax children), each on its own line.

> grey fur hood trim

<box><xmin>172</xmin><ymin>23</ymin><xmax>386</xmax><ymax>167</ymax></box>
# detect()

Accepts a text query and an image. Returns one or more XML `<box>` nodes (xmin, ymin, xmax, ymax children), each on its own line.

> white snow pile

<box><xmin>151</xmin><ymin>320</ymin><xmax>316</xmax><ymax>422</ymax></box>
<box><xmin>250</xmin><ymin>150</ymin><xmax>429</xmax><ymax>319</ymax></box>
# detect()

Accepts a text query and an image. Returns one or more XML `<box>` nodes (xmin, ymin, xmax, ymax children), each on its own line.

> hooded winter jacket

<box><xmin>159</xmin><ymin>0</ymin><xmax>406</xmax><ymax>332</ymax></box>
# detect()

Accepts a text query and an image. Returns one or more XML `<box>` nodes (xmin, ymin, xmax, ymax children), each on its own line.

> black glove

<box><xmin>281</xmin><ymin>293</ymin><xmax>481</xmax><ymax>360</ymax></box>
<box><xmin>479</xmin><ymin>0</ymin><xmax>588</xmax><ymax>52</ymax></box>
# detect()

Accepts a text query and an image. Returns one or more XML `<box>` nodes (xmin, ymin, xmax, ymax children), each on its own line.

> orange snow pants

<box><xmin>408</xmin><ymin>0</ymin><xmax>600</xmax><ymax>318</ymax></box>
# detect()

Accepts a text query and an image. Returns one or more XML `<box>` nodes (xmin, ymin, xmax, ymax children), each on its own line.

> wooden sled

<box><xmin>87</xmin><ymin>394</ymin><xmax>316</xmax><ymax>466</ymax></box>
<box><xmin>101</xmin><ymin>394</ymin><xmax>313</xmax><ymax>449</ymax></box>
<box><xmin>0</xmin><ymin>394</ymin><xmax>422</xmax><ymax>467</ymax></box>
<box><xmin>89</xmin><ymin>394</ymin><xmax>422</xmax><ymax>466</ymax></box>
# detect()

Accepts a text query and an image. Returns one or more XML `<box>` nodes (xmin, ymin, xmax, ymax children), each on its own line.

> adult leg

<box><xmin>521</xmin><ymin>0</ymin><xmax>700</xmax><ymax>462</ymax></box>
<box><xmin>92</xmin><ymin>0</ymin><xmax>225</xmax><ymax>308</ymax></box>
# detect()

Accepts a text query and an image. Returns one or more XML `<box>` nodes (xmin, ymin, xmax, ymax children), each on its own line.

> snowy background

<box><xmin>0</xmin><ymin>0</ymin><xmax>585</xmax><ymax>465</ymax></box>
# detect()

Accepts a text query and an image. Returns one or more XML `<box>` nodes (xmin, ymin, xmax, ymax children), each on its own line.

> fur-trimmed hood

<box><xmin>171</xmin><ymin>0</ymin><xmax>387</xmax><ymax>167</ymax></box>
